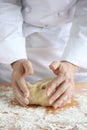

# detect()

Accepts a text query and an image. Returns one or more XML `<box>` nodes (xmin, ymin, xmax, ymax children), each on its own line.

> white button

<box><xmin>24</xmin><ymin>6</ymin><xmax>31</xmax><ymax>13</ymax></box>
<box><xmin>42</xmin><ymin>25</ymin><xmax>49</xmax><ymax>30</ymax></box>
<box><xmin>57</xmin><ymin>11</ymin><xmax>64</xmax><ymax>17</ymax></box>
<box><xmin>44</xmin><ymin>24</ymin><xmax>49</xmax><ymax>28</ymax></box>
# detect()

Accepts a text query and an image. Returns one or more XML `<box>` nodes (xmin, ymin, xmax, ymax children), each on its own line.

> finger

<box><xmin>49</xmin><ymin>61</ymin><xmax>60</xmax><ymax>71</ymax></box>
<box><xmin>53</xmin><ymin>86</ymin><xmax>73</xmax><ymax>109</ymax></box>
<box><xmin>15</xmin><ymin>95</ymin><xmax>28</xmax><ymax>107</ymax></box>
<box><xmin>23</xmin><ymin>60</ymin><xmax>33</xmax><ymax>76</ymax></box>
<box><xmin>12</xmin><ymin>81</ymin><xmax>24</xmax><ymax>98</ymax></box>
<box><xmin>14</xmin><ymin>89</ymin><xmax>28</xmax><ymax>107</ymax></box>
<box><xmin>48</xmin><ymin>81</ymin><xmax>70</xmax><ymax>104</ymax></box>
<box><xmin>54</xmin><ymin>68</ymin><xmax>60</xmax><ymax>75</ymax></box>
<box><xmin>13</xmin><ymin>82</ymin><xmax>29</xmax><ymax>106</ymax></box>
<box><xmin>47</xmin><ymin>74</ymin><xmax>65</xmax><ymax>96</ymax></box>
<box><xmin>17</xmin><ymin>77</ymin><xmax>29</xmax><ymax>98</ymax></box>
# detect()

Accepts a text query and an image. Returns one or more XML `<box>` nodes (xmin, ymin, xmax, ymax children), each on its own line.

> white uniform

<box><xmin>0</xmin><ymin>0</ymin><xmax>87</xmax><ymax>83</ymax></box>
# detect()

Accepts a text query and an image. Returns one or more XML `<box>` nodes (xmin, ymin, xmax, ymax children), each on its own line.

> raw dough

<box><xmin>27</xmin><ymin>78</ymin><xmax>53</xmax><ymax>106</ymax></box>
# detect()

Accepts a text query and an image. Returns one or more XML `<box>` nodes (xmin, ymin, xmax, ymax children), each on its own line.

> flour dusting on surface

<box><xmin>0</xmin><ymin>84</ymin><xmax>87</xmax><ymax>130</ymax></box>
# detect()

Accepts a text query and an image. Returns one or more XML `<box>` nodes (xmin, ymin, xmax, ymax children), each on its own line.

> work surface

<box><xmin>0</xmin><ymin>83</ymin><xmax>87</xmax><ymax>130</ymax></box>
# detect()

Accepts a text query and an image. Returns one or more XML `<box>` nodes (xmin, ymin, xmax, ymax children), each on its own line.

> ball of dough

<box><xmin>27</xmin><ymin>78</ymin><xmax>53</xmax><ymax>106</ymax></box>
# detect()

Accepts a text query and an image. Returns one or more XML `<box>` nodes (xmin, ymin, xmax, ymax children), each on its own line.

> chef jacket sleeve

<box><xmin>61</xmin><ymin>0</ymin><xmax>87</xmax><ymax>69</ymax></box>
<box><xmin>0</xmin><ymin>3</ymin><xmax>27</xmax><ymax>64</ymax></box>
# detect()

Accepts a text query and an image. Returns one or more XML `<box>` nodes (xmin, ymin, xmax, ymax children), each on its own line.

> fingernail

<box><xmin>58</xmin><ymin>102</ymin><xmax>62</xmax><ymax>107</ymax></box>
<box><xmin>49</xmin><ymin>100</ymin><xmax>53</xmax><ymax>105</ymax></box>
<box><xmin>47</xmin><ymin>90</ymin><xmax>50</xmax><ymax>96</ymax></box>
<box><xmin>25</xmin><ymin>98</ymin><xmax>29</xmax><ymax>105</ymax></box>
<box><xmin>54</xmin><ymin>104</ymin><xmax>60</xmax><ymax>109</ymax></box>
<box><xmin>54</xmin><ymin>105</ymin><xmax>57</xmax><ymax>109</ymax></box>
<box><xmin>47</xmin><ymin>92</ymin><xmax>50</xmax><ymax>96</ymax></box>
<box><xmin>54</xmin><ymin>102</ymin><xmax>62</xmax><ymax>109</ymax></box>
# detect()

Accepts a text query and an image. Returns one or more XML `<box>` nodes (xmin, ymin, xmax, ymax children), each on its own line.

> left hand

<box><xmin>11</xmin><ymin>59</ymin><xmax>33</xmax><ymax>106</ymax></box>
<box><xmin>47</xmin><ymin>61</ymin><xmax>78</xmax><ymax>109</ymax></box>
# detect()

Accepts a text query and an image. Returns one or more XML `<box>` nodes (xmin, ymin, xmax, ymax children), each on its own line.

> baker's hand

<box><xmin>47</xmin><ymin>61</ymin><xmax>78</xmax><ymax>109</ymax></box>
<box><xmin>11</xmin><ymin>59</ymin><xmax>33</xmax><ymax>106</ymax></box>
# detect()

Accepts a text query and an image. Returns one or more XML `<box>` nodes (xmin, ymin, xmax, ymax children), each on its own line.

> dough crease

<box><xmin>27</xmin><ymin>78</ymin><xmax>53</xmax><ymax>106</ymax></box>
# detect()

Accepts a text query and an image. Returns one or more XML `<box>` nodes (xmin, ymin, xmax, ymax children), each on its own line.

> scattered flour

<box><xmin>0</xmin><ymin>84</ymin><xmax>87</xmax><ymax>130</ymax></box>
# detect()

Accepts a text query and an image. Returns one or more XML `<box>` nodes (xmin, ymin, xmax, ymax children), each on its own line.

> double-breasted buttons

<box><xmin>24</xmin><ymin>6</ymin><xmax>31</xmax><ymax>13</ymax></box>
<box><xmin>57</xmin><ymin>11</ymin><xmax>64</xmax><ymax>17</ymax></box>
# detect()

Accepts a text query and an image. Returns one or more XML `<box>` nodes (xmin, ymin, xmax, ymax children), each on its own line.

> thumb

<box><xmin>22</xmin><ymin>60</ymin><xmax>34</xmax><ymax>76</ymax></box>
<box><xmin>49</xmin><ymin>61</ymin><xmax>61</xmax><ymax>71</ymax></box>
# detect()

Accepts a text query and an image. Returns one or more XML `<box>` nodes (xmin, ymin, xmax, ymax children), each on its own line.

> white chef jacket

<box><xmin>0</xmin><ymin>0</ymin><xmax>87</xmax><ymax>83</ymax></box>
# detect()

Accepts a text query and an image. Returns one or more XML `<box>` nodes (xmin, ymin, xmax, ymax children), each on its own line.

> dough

<box><xmin>27</xmin><ymin>78</ymin><xmax>53</xmax><ymax>106</ymax></box>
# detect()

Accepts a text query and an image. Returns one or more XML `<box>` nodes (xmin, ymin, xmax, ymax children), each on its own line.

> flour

<box><xmin>0</xmin><ymin>85</ymin><xmax>87</xmax><ymax>130</ymax></box>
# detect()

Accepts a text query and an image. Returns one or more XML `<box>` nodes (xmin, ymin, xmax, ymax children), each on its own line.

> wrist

<box><xmin>11</xmin><ymin>61</ymin><xmax>18</xmax><ymax>69</ymax></box>
<box><xmin>11</xmin><ymin>59</ymin><xmax>27</xmax><ymax>69</ymax></box>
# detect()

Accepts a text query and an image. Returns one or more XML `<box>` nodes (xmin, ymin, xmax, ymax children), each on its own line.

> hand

<box><xmin>47</xmin><ymin>61</ymin><xmax>78</xmax><ymax>109</ymax></box>
<box><xmin>11</xmin><ymin>59</ymin><xmax>33</xmax><ymax>106</ymax></box>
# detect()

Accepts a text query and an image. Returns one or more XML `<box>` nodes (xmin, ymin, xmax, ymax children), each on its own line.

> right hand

<box><xmin>11</xmin><ymin>59</ymin><xmax>33</xmax><ymax>106</ymax></box>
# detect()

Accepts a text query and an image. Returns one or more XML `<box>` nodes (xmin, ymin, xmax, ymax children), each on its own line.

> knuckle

<box><xmin>54</xmin><ymin>94</ymin><xmax>59</xmax><ymax>100</ymax></box>
<box><xmin>17</xmin><ymin>98</ymin><xmax>23</xmax><ymax>106</ymax></box>
<box><xmin>48</xmin><ymin>82</ymin><xmax>54</xmax><ymax>89</ymax></box>
<box><xmin>52</xmin><ymin>78</ymin><xmax>58</xmax><ymax>86</ymax></box>
<box><xmin>25</xmin><ymin>60</ymin><xmax>28</xmax><ymax>65</ymax></box>
<box><xmin>64</xmin><ymin>95</ymin><xmax>68</xmax><ymax>101</ymax></box>
<box><xmin>24</xmin><ymin>60</ymin><xmax>31</xmax><ymax>66</ymax></box>
<box><xmin>58</xmin><ymin>88</ymin><xmax>64</xmax><ymax>95</ymax></box>
<box><xmin>19</xmin><ymin>78</ymin><xmax>22</xmax><ymax>84</ymax></box>
<box><xmin>59</xmin><ymin>101</ymin><xmax>63</xmax><ymax>106</ymax></box>
<box><xmin>23</xmin><ymin>88</ymin><xmax>27</xmax><ymax>93</ymax></box>
<box><xmin>17</xmin><ymin>93</ymin><xmax>22</xmax><ymax>100</ymax></box>
<box><xmin>59</xmin><ymin>83</ymin><xmax>65</xmax><ymax>90</ymax></box>
<box><xmin>28</xmin><ymin>60</ymin><xmax>31</xmax><ymax>65</ymax></box>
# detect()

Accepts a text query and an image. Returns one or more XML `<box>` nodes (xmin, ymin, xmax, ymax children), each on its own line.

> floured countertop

<box><xmin>0</xmin><ymin>83</ymin><xmax>87</xmax><ymax>130</ymax></box>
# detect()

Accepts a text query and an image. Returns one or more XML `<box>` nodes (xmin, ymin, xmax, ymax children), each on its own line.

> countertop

<box><xmin>0</xmin><ymin>82</ymin><xmax>87</xmax><ymax>130</ymax></box>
